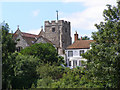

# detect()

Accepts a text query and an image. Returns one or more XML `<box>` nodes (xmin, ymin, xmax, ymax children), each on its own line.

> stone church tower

<box><xmin>43</xmin><ymin>20</ymin><xmax>72</xmax><ymax>55</ymax></box>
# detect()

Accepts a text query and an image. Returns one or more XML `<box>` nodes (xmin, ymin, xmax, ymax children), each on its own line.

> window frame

<box><xmin>68</xmin><ymin>51</ymin><xmax>73</xmax><ymax>57</ymax></box>
<box><xmin>80</xmin><ymin>50</ymin><xmax>84</xmax><ymax>56</ymax></box>
<box><xmin>73</xmin><ymin>60</ymin><xmax>77</xmax><ymax>67</ymax></box>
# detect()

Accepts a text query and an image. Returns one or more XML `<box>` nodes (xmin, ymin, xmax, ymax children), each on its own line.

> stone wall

<box><xmin>44</xmin><ymin>20</ymin><xmax>60</xmax><ymax>47</ymax></box>
<box><xmin>16</xmin><ymin>34</ymin><xmax>29</xmax><ymax>49</ymax></box>
<box><xmin>35</xmin><ymin>37</ymin><xmax>47</xmax><ymax>44</ymax></box>
<box><xmin>44</xmin><ymin>20</ymin><xmax>72</xmax><ymax>54</ymax></box>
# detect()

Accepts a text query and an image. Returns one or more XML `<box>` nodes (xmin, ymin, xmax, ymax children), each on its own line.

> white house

<box><xmin>65</xmin><ymin>32</ymin><xmax>94</xmax><ymax>68</ymax></box>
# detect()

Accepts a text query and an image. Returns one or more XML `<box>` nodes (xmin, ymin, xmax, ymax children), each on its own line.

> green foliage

<box><xmin>36</xmin><ymin>63</ymin><xmax>65</xmax><ymax>81</ymax></box>
<box><xmin>2</xmin><ymin>52</ymin><xmax>39</xmax><ymax>89</ymax></box>
<box><xmin>10</xmin><ymin>54</ymin><xmax>39</xmax><ymax>89</ymax></box>
<box><xmin>51</xmin><ymin>67</ymin><xmax>86</xmax><ymax>88</ymax></box>
<box><xmin>82</xmin><ymin>3</ymin><xmax>120</xmax><ymax>88</ymax></box>
<box><xmin>20</xmin><ymin>43</ymin><xmax>64</xmax><ymax>65</ymax></box>
<box><xmin>78</xmin><ymin>36</ymin><xmax>90</xmax><ymax>40</ymax></box>
<box><xmin>36</xmin><ymin>77</ymin><xmax>54</xmax><ymax>88</ymax></box>
<box><xmin>2</xmin><ymin>24</ymin><xmax>16</xmax><ymax>56</ymax></box>
<box><xmin>2</xmin><ymin>23</ymin><xmax>16</xmax><ymax>89</ymax></box>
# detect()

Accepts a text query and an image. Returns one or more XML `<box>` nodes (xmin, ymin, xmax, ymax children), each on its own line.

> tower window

<box><xmin>52</xmin><ymin>28</ymin><xmax>55</xmax><ymax>32</ymax></box>
<box><xmin>65</xmin><ymin>28</ymin><xmax>67</xmax><ymax>32</ymax></box>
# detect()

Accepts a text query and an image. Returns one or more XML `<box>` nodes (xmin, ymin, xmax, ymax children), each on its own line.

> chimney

<box><xmin>81</xmin><ymin>36</ymin><xmax>82</xmax><ymax>40</ymax></box>
<box><xmin>74</xmin><ymin>31</ymin><xmax>78</xmax><ymax>42</ymax></box>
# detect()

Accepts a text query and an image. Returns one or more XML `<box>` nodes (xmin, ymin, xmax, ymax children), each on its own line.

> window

<box><xmin>68</xmin><ymin>51</ymin><xmax>73</xmax><ymax>57</ymax></box>
<box><xmin>69</xmin><ymin>61</ymin><xmax>71</xmax><ymax>66</ymax></box>
<box><xmin>73</xmin><ymin>60</ymin><xmax>77</xmax><ymax>67</ymax></box>
<box><xmin>65</xmin><ymin>28</ymin><xmax>67</xmax><ymax>32</ymax></box>
<box><xmin>16</xmin><ymin>46</ymin><xmax>22</xmax><ymax>52</ymax></box>
<box><xmin>80</xmin><ymin>50</ymin><xmax>84</xmax><ymax>56</ymax></box>
<box><xmin>52</xmin><ymin>28</ymin><xmax>55</xmax><ymax>32</ymax></box>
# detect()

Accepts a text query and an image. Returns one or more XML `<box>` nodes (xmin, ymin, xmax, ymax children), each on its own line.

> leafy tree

<box><xmin>82</xmin><ymin>3</ymin><xmax>120</xmax><ymax>88</ymax></box>
<box><xmin>79</xmin><ymin>36</ymin><xmax>90</xmax><ymax>40</ymax></box>
<box><xmin>36</xmin><ymin>63</ymin><xmax>65</xmax><ymax>81</ymax></box>
<box><xmin>10</xmin><ymin>54</ymin><xmax>39</xmax><ymax>89</ymax></box>
<box><xmin>2</xmin><ymin>23</ymin><xmax>16</xmax><ymax>88</ymax></box>
<box><xmin>51</xmin><ymin>67</ymin><xmax>85</xmax><ymax>88</ymax></box>
<box><xmin>36</xmin><ymin>77</ymin><xmax>54</xmax><ymax>88</ymax></box>
<box><xmin>20</xmin><ymin>43</ymin><xmax>64</xmax><ymax>65</ymax></box>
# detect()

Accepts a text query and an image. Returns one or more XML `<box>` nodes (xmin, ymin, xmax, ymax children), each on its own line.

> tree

<box><xmin>36</xmin><ymin>63</ymin><xmax>65</xmax><ymax>80</ymax></box>
<box><xmin>2</xmin><ymin>23</ymin><xmax>16</xmax><ymax>88</ymax></box>
<box><xmin>20</xmin><ymin>43</ymin><xmax>64</xmax><ymax>65</ymax></box>
<box><xmin>79</xmin><ymin>36</ymin><xmax>90</xmax><ymax>40</ymax></box>
<box><xmin>82</xmin><ymin>3</ymin><xmax>120</xmax><ymax>88</ymax></box>
<box><xmin>36</xmin><ymin>64</ymin><xmax>65</xmax><ymax>88</ymax></box>
<box><xmin>10</xmin><ymin>54</ymin><xmax>39</xmax><ymax>89</ymax></box>
<box><xmin>51</xmin><ymin>67</ymin><xmax>85</xmax><ymax>88</ymax></box>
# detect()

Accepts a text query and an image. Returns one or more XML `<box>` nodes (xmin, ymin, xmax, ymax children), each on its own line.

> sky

<box><xmin>0</xmin><ymin>0</ymin><xmax>117</xmax><ymax>42</ymax></box>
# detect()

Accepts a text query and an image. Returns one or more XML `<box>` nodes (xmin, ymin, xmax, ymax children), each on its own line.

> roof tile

<box><xmin>67</xmin><ymin>40</ymin><xmax>95</xmax><ymax>49</ymax></box>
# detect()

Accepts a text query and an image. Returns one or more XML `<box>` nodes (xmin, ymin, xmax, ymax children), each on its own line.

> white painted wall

<box><xmin>65</xmin><ymin>48</ymin><xmax>90</xmax><ymax>68</ymax></box>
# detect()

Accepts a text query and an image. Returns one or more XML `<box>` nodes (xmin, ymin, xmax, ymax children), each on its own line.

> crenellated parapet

<box><xmin>45</xmin><ymin>20</ymin><xmax>70</xmax><ymax>26</ymax></box>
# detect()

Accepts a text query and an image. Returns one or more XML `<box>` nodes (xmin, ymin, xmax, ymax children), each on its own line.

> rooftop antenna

<box><xmin>56</xmin><ymin>10</ymin><xmax>58</xmax><ymax>21</ymax></box>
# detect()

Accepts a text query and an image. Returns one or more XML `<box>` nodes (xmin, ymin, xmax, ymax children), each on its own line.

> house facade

<box><xmin>65</xmin><ymin>32</ymin><xmax>94</xmax><ymax>68</ymax></box>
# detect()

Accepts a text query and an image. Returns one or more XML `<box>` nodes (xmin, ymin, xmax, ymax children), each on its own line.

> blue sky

<box><xmin>0</xmin><ymin>0</ymin><xmax>117</xmax><ymax>41</ymax></box>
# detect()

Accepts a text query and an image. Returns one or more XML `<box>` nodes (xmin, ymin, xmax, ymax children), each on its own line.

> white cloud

<box><xmin>32</xmin><ymin>9</ymin><xmax>40</xmax><ymax>17</ymax></box>
<box><xmin>27</xmin><ymin>28</ymin><xmax>41</xmax><ymax>35</ymax></box>
<box><xmin>60</xmin><ymin>0</ymin><xmax>117</xmax><ymax>40</ymax></box>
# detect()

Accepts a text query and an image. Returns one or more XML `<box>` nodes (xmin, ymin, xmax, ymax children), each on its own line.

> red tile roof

<box><xmin>21</xmin><ymin>32</ymin><xmax>38</xmax><ymax>38</ymax></box>
<box><xmin>67</xmin><ymin>40</ymin><xmax>95</xmax><ymax>49</ymax></box>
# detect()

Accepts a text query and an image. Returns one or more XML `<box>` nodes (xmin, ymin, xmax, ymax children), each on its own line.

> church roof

<box><xmin>21</xmin><ymin>32</ymin><xmax>38</xmax><ymax>38</ymax></box>
<box><xmin>22</xmin><ymin>36</ymin><xmax>36</xmax><ymax>46</ymax></box>
<box><xmin>67</xmin><ymin>40</ymin><xmax>95</xmax><ymax>49</ymax></box>
<box><xmin>35</xmin><ymin>36</ymin><xmax>53</xmax><ymax>44</ymax></box>
<box><xmin>13</xmin><ymin>29</ymin><xmax>54</xmax><ymax>46</ymax></box>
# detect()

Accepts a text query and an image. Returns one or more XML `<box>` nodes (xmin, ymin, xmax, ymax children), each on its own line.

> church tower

<box><xmin>44</xmin><ymin>20</ymin><xmax>72</xmax><ymax>55</ymax></box>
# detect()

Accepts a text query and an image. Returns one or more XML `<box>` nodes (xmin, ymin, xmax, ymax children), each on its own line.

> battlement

<box><xmin>45</xmin><ymin>20</ymin><xmax>70</xmax><ymax>26</ymax></box>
